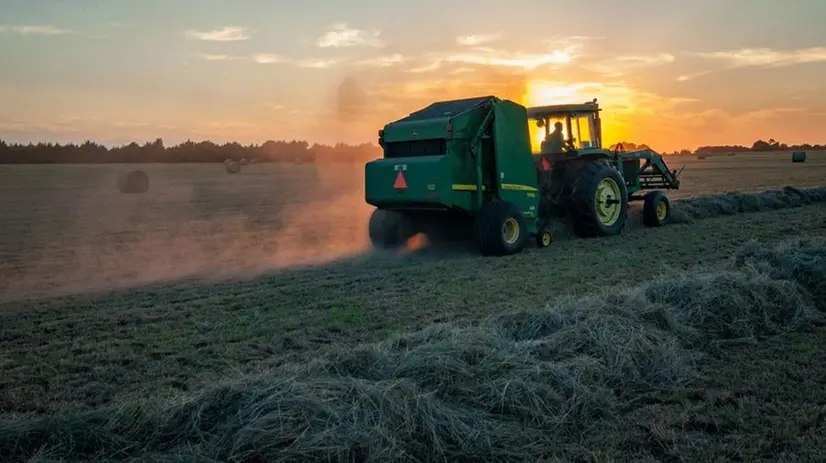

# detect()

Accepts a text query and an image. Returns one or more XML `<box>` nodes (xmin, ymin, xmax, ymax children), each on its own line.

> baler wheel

<box><xmin>368</xmin><ymin>208</ymin><xmax>413</xmax><ymax>249</ymax></box>
<box><xmin>474</xmin><ymin>201</ymin><xmax>527</xmax><ymax>256</ymax></box>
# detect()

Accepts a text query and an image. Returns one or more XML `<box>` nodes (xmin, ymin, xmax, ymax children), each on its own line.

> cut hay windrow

<box><xmin>670</xmin><ymin>185</ymin><xmax>826</xmax><ymax>224</ymax></box>
<box><xmin>544</xmin><ymin>185</ymin><xmax>826</xmax><ymax>243</ymax></box>
<box><xmin>1</xmin><ymin>238</ymin><xmax>824</xmax><ymax>462</ymax></box>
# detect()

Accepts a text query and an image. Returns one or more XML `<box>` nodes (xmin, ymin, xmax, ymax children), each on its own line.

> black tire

<box><xmin>643</xmin><ymin>190</ymin><xmax>670</xmax><ymax>227</ymax></box>
<box><xmin>368</xmin><ymin>208</ymin><xmax>413</xmax><ymax>249</ymax></box>
<box><xmin>473</xmin><ymin>201</ymin><xmax>528</xmax><ymax>256</ymax></box>
<box><xmin>536</xmin><ymin>222</ymin><xmax>553</xmax><ymax>248</ymax></box>
<box><xmin>568</xmin><ymin>160</ymin><xmax>628</xmax><ymax>237</ymax></box>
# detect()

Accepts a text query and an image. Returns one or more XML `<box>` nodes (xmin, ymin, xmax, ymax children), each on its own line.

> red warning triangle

<box><xmin>393</xmin><ymin>170</ymin><xmax>407</xmax><ymax>189</ymax></box>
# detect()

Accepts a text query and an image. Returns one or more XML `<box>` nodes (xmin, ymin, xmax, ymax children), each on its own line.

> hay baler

<box><xmin>364</xmin><ymin>95</ymin><xmax>681</xmax><ymax>256</ymax></box>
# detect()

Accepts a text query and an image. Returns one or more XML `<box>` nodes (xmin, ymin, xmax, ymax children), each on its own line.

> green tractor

<box><xmin>364</xmin><ymin>95</ymin><xmax>682</xmax><ymax>256</ymax></box>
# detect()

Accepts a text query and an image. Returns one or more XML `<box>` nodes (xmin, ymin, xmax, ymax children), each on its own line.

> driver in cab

<box><xmin>541</xmin><ymin>121</ymin><xmax>564</xmax><ymax>154</ymax></box>
<box><xmin>538</xmin><ymin>121</ymin><xmax>564</xmax><ymax>173</ymax></box>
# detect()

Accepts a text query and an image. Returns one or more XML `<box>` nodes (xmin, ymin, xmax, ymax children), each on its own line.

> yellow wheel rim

<box><xmin>502</xmin><ymin>218</ymin><xmax>520</xmax><ymax>244</ymax></box>
<box><xmin>656</xmin><ymin>200</ymin><xmax>667</xmax><ymax>220</ymax></box>
<box><xmin>595</xmin><ymin>177</ymin><xmax>622</xmax><ymax>226</ymax></box>
<box><xmin>541</xmin><ymin>232</ymin><xmax>552</xmax><ymax>246</ymax></box>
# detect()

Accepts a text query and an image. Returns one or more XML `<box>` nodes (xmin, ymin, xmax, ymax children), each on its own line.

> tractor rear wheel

<box><xmin>643</xmin><ymin>190</ymin><xmax>670</xmax><ymax>227</ymax></box>
<box><xmin>473</xmin><ymin>201</ymin><xmax>528</xmax><ymax>256</ymax></box>
<box><xmin>568</xmin><ymin>161</ymin><xmax>628</xmax><ymax>237</ymax></box>
<box><xmin>368</xmin><ymin>208</ymin><xmax>413</xmax><ymax>249</ymax></box>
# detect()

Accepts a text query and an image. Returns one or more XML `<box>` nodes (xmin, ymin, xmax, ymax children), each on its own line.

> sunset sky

<box><xmin>1</xmin><ymin>0</ymin><xmax>825</xmax><ymax>151</ymax></box>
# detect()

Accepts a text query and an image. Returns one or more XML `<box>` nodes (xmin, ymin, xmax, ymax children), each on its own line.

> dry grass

<box><xmin>666</xmin><ymin>150</ymin><xmax>826</xmax><ymax>199</ymax></box>
<box><xmin>0</xmin><ymin>162</ymin><xmax>367</xmax><ymax>301</ymax></box>
<box><xmin>0</xmin><ymin>152</ymin><xmax>824</xmax><ymax>301</ymax></box>
<box><xmin>670</xmin><ymin>185</ymin><xmax>826</xmax><ymax>223</ymax></box>
<box><xmin>0</xmin><ymin>238</ymin><xmax>823</xmax><ymax>462</ymax></box>
<box><xmin>1</xmin><ymin>152</ymin><xmax>826</xmax><ymax>460</ymax></box>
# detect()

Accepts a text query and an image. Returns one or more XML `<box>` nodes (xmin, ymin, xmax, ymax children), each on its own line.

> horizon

<box><xmin>2</xmin><ymin>134</ymin><xmax>823</xmax><ymax>153</ymax></box>
<box><xmin>1</xmin><ymin>0</ymin><xmax>825</xmax><ymax>152</ymax></box>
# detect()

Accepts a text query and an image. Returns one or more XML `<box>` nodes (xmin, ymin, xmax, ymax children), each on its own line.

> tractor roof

<box><xmin>393</xmin><ymin>95</ymin><xmax>499</xmax><ymax>123</ymax></box>
<box><xmin>526</xmin><ymin>100</ymin><xmax>600</xmax><ymax>118</ymax></box>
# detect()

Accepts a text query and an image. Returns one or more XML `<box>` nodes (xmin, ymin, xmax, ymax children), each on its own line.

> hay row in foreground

<box><xmin>1</xmin><ymin>238</ymin><xmax>824</xmax><ymax>462</ymax></box>
<box><xmin>670</xmin><ymin>185</ymin><xmax>826</xmax><ymax>223</ymax></box>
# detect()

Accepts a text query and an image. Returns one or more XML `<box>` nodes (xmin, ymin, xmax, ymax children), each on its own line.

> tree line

<box><xmin>0</xmin><ymin>139</ymin><xmax>382</xmax><ymax>164</ymax></box>
<box><xmin>680</xmin><ymin>139</ymin><xmax>825</xmax><ymax>156</ymax></box>
<box><xmin>0</xmin><ymin>137</ymin><xmax>822</xmax><ymax>164</ymax></box>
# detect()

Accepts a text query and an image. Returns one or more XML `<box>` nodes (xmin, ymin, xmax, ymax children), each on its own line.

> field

<box><xmin>1</xmin><ymin>151</ymin><xmax>826</xmax><ymax>461</ymax></box>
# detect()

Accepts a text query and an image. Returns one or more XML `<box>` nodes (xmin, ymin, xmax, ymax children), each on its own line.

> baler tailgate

<box><xmin>364</xmin><ymin>156</ymin><xmax>451</xmax><ymax>209</ymax></box>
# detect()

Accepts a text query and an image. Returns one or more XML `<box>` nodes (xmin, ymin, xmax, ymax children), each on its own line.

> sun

<box><xmin>521</xmin><ymin>82</ymin><xmax>582</xmax><ymax>107</ymax></box>
<box><xmin>519</xmin><ymin>79</ymin><xmax>629</xmax><ymax>150</ymax></box>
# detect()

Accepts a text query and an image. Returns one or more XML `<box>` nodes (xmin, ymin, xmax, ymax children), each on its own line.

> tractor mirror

<box><xmin>536</xmin><ymin>119</ymin><xmax>545</xmax><ymax>128</ymax></box>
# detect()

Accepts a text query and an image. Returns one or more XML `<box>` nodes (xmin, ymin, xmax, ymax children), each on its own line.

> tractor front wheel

<box><xmin>643</xmin><ymin>190</ymin><xmax>670</xmax><ymax>227</ymax></box>
<box><xmin>473</xmin><ymin>201</ymin><xmax>528</xmax><ymax>256</ymax></box>
<box><xmin>568</xmin><ymin>161</ymin><xmax>629</xmax><ymax>237</ymax></box>
<box><xmin>368</xmin><ymin>208</ymin><xmax>414</xmax><ymax>249</ymax></box>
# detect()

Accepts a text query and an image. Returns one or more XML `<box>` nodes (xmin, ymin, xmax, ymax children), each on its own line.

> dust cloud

<box><xmin>317</xmin><ymin>67</ymin><xmax>530</xmax><ymax>144</ymax></box>
<box><xmin>0</xmin><ymin>71</ymin><xmax>541</xmax><ymax>302</ymax></box>
<box><xmin>0</xmin><ymin>161</ymin><xmax>375</xmax><ymax>302</ymax></box>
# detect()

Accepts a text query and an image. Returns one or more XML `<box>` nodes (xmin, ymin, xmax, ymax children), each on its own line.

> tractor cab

<box><xmin>526</xmin><ymin>99</ymin><xmax>603</xmax><ymax>157</ymax></box>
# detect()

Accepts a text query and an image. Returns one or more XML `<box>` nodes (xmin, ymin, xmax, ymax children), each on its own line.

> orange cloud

<box><xmin>583</xmin><ymin>53</ymin><xmax>676</xmax><ymax>76</ymax></box>
<box><xmin>357</xmin><ymin>54</ymin><xmax>406</xmax><ymax>67</ymax></box>
<box><xmin>679</xmin><ymin>47</ymin><xmax>826</xmax><ymax>80</ymax></box>
<box><xmin>456</xmin><ymin>34</ymin><xmax>502</xmax><ymax>46</ymax></box>
<box><xmin>697</xmin><ymin>47</ymin><xmax>826</xmax><ymax>67</ymax></box>
<box><xmin>438</xmin><ymin>46</ymin><xmax>575</xmax><ymax>69</ymax></box>
<box><xmin>401</xmin><ymin>40</ymin><xmax>584</xmax><ymax>74</ymax></box>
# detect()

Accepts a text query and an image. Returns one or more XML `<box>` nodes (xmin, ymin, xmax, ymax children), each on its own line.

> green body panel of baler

<box><xmin>364</xmin><ymin>96</ymin><xmax>540</xmax><ymax>229</ymax></box>
<box><xmin>364</xmin><ymin>155</ymin><xmax>455</xmax><ymax>209</ymax></box>
<box><xmin>490</xmin><ymin>100</ymin><xmax>541</xmax><ymax>220</ymax></box>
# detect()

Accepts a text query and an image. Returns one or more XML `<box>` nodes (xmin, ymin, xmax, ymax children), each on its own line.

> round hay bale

<box><xmin>117</xmin><ymin>170</ymin><xmax>149</xmax><ymax>194</ymax></box>
<box><xmin>792</xmin><ymin>151</ymin><xmax>806</xmax><ymax>163</ymax></box>
<box><xmin>225</xmin><ymin>160</ymin><xmax>241</xmax><ymax>174</ymax></box>
<box><xmin>239</xmin><ymin>158</ymin><xmax>250</xmax><ymax>165</ymax></box>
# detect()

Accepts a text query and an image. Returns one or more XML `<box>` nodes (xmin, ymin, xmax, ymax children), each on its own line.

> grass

<box><xmin>666</xmin><ymin>150</ymin><xmax>826</xmax><ymax>199</ymax></box>
<box><xmin>1</xmin><ymin>153</ymin><xmax>826</xmax><ymax>460</ymax></box>
<box><xmin>1</xmin><ymin>237</ymin><xmax>824</xmax><ymax>461</ymax></box>
<box><xmin>1</xmin><ymin>152</ymin><xmax>825</xmax><ymax>301</ymax></box>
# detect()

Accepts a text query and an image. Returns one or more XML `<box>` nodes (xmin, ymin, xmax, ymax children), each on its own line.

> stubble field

<box><xmin>1</xmin><ymin>150</ymin><xmax>826</xmax><ymax>461</ymax></box>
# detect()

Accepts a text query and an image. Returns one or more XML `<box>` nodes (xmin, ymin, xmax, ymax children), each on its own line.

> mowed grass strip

<box><xmin>1</xmin><ymin>154</ymin><xmax>825</xmax><ymax>300</ymax></box>
<box><xmin>1</xmin><ymin>202</ymin><xmax>826</xmax><ymax>416</ymax></box>
<box><xmin>0</xmin><ymin>237</ymin><xmax>824</xmax><ymax>462</ymax></box>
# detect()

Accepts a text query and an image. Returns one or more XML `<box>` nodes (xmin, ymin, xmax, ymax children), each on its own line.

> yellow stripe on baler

<box><xmin>451</xmin><ymin>184</ymin><xmax>538</xmax><ymax>192</ymax></box>
<box><xmin>501</xmin><ymin>183</ymin><xmax>539</xmax><ymax>192</ymax></box>
<box><xmin>452</xmin><ymin>184</ymin><xmax>485</xmax><ymax>191</ymax></box>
